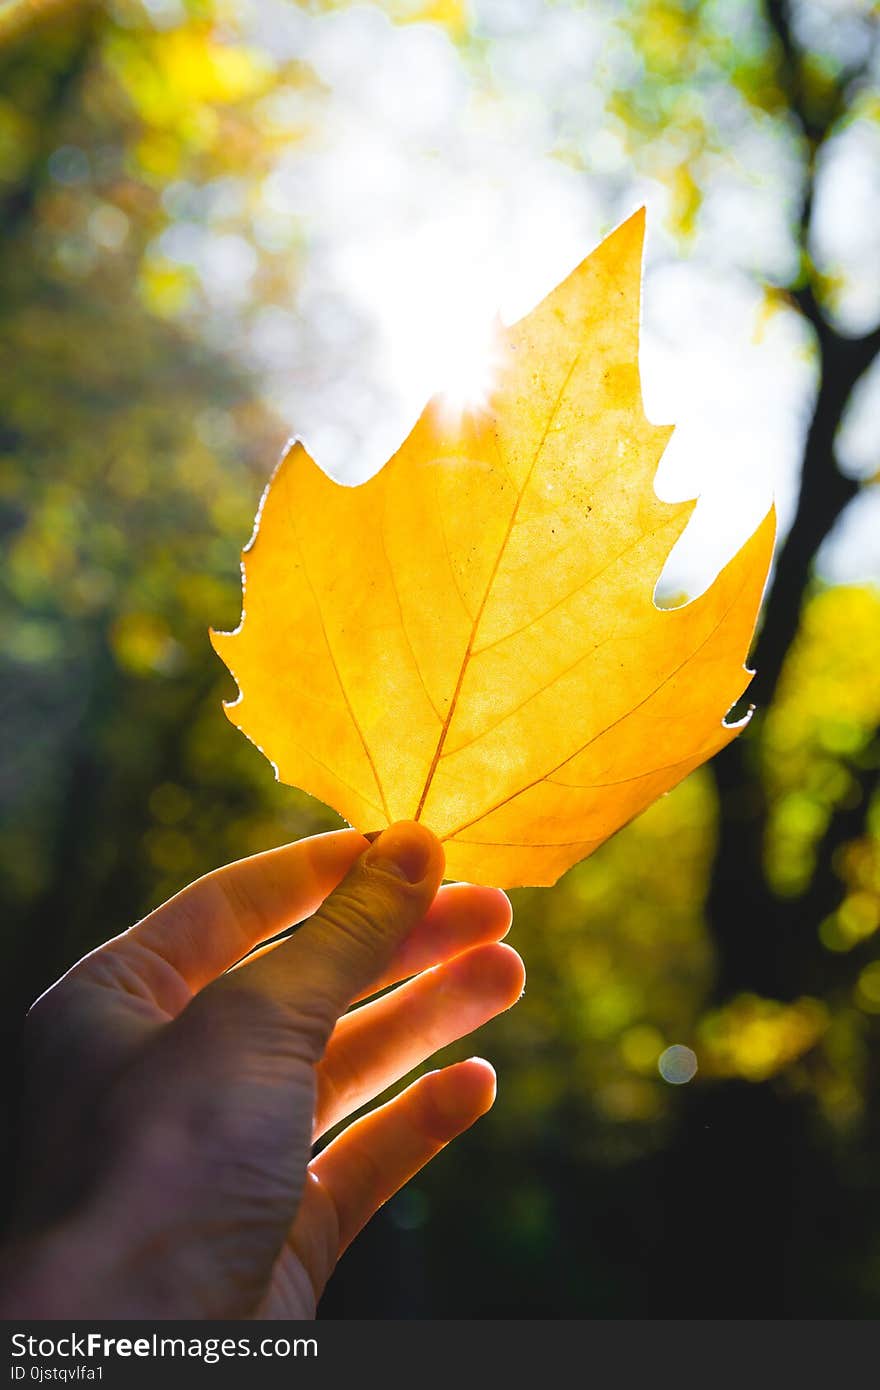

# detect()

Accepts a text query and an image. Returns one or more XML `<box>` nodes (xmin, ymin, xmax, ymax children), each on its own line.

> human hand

<box><xmin>1</xmin><ymin>822</ymin><xmax>523</xmax><ymax>1319</ymax></box>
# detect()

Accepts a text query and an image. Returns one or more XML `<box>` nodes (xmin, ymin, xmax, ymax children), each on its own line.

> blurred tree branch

<box><xmin>754</xmin><ymin>0</ymin><xmax>878</xmax><ymax>711</ymax></box>
<box><xmin>707</xmin><ymin>0</ymin><xmax>880</xmax><ymax>1007</ymax></box>
<box><xmin>665</xmin><ymin>10</ymin><xmax>880</xmax><ymax>1315</ymax></box>
<box><xmin>766</xmin><ymin>0</ymin><xmax>867</xmax><ymax>141</ymax></box>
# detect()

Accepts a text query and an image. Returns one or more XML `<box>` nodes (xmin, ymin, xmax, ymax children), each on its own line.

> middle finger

<box><xmin>313</xmin><ymin>941</ymin><xmax>524</xmax><ymax>1139</ymax></box>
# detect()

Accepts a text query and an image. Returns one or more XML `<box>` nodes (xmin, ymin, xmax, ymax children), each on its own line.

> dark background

<box><xmin>1</xmin><ymin>0</ymin><xmax>879</xmax><ymax>1317</ymax></box>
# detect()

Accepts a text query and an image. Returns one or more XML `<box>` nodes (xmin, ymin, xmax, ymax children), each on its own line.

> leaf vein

<box><xmin>433</xmin><ymin>465</ymin><xmax>477</xmax><ymax>624</ymax></box>
<box><xmin>441</xmin><ymin>569</ymin><xmax>751</xmax><ymax>841</ymax></box>
<box><xmin>472</xmin><ymin>505</ymin><xmax>686</xmax><ymax>659</ymax></box>
<box><xmin>380</xmin><ymin>493</ymin><xmax>444</xmax><ymax>724</ymax></box>
<box><xmin>547</xmin><ymin>749</ymin><xmax>709</xmax><ymax>790</ymax></box>
<box><xmin>286</xmin><ymin>469</ymin><xmax>391</xmax><ymax>821</ymax></box>
<box><xmin>413</xmin><ymin>352</ymin><xmax>583</xmax><ymax>820</ymax></box>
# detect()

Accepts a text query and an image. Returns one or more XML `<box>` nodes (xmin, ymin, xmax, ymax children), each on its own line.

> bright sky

<box><xmin>175</xmin><ymin>0</ymin><xmax>880</xmax><ymax>596</ymax></box>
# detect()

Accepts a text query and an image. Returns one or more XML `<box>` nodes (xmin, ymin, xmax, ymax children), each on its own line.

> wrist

<box><xmin>0</xmin><ymin>1221</ymin><xmax>95</xmax><ymax>1319</ymax></box>
<box><xmin>0</xmin><ymin>1203</ymin><xmax>200</xmax><ymax>1320</ymax></box>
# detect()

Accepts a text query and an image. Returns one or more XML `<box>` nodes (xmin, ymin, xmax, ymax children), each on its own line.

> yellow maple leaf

<box><xmin>211</xmin><ymin>210</ymin><xmax>774</xmax><ymax>888</ymax></box>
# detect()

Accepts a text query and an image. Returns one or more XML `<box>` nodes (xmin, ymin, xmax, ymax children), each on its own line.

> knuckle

<box><xmin>278</xmin><ymin>990</ymin><xmax>338</xmax><ymax>1063</ymax></box>
<box><xmin>315</xmin><ymin>1041</ymin><xmax>358</xmax><ymax>1128</ymax></box>
<box><xmin>212</xmin><ymin>871</ymin><xmax>269</xmax><ymax>945</ymax></box>
<box><xmin>315</xmin><ymin>872</ymin><xmax>411</xmax><ymax>955</ymax></box>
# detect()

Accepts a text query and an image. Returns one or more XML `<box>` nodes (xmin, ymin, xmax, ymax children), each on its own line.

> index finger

<box><xmin>113</xmin><ymin>829</ymin><xmax>369</xmax><ymax>992</ymax></box>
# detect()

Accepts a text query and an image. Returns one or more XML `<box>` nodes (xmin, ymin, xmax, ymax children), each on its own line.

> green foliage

<box><xmin>763</xmin><ymin>585</ymin><xmax>880</xmax><ymax>903</ymax></box>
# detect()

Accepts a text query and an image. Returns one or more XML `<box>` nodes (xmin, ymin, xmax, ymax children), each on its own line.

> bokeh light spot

<box><xmin>856</xmin><ymin>962</ymin><xmax>880</xmax><ymax>1013</ymax></box>
<box><xmin>658</xmin><ymin>1044</ymin><xmax>698</xmax><ymax>1085</ymax></box>
<box><xmin>387</xmin><ymin>1186</ymin><xmax>428</xmax><ymax>1232</ymax></box>
<box><xmin>48</xmin><ymin>145</ymin><xmax>89</xmax><ymax>185</ymax></box>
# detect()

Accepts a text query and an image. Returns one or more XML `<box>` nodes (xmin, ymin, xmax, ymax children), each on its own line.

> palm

<box><xmin>15</xmin><ymin>828</ymin><xmax>521</xmax><ymax>1318</ymax></box>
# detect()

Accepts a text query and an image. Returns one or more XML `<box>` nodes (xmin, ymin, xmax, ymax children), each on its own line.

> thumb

<box><xmin>209</xmin><ymin>820</ymin><xmax>445</xmax><ymax>1061</ymax></box>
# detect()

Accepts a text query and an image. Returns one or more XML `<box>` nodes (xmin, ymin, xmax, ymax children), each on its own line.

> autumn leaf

<box><xmin>211</xmin><ymin>210</ymin><xmax>775</xmax><ymax>889</ymax></box>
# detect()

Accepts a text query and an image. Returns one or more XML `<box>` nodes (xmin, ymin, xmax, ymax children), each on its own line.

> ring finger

<box><xmin>314</xmin><ymin>941</ymin><xmax>524</xmax><ymax>1138</ymax></box>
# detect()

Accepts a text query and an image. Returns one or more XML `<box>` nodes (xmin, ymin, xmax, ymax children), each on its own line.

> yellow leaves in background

<box><xmin>213</xmin><ymin>212</ymin><xmax>774</xmax><ymax>888</ymax></box>
<box><xmin>104</xmin><ymin>21</ymin><xmax>274</xmax><ymax>182</ymax></box>
<box><xmin>698</xmin><ymin>994</ymin><xmax>829</xmax><ymax>1083</ymax></box>
<box><xmin>0</xmin><ymin>95</ymin><xmax>34</xmax><ymax>183</ymax></box>
<box><xmin>666</xmin><ymin>162</ymin><xmax>702</xmax><ymax>240</ymax></box>
<box><xmin>111</xmin><ymin>611</ymin><xmax>180</xmax><ymax>676</ymax></box>
<box><xmin>752</xmin><ymin>287</ymin><xmax>790</xmax><ymax>345</ymax></box>
<box><xmin>139</xmin><ymin>260</ymin><xmax>195</xmax><ymax>318</ymax></box>
<box><xmin>148</xmin><ymin>26</ymin><xmax>271</xmax><ymax>107</ymax></box>
<box><xmin>821</xmin><ymin>835</ymin><xmax>880</xmax><ymax>954</ymax></box>
<box><xmin>764</xmin><ymin>586</ymin><xmax>880</xmax><ymax>899</ymax></box>
<box><xmin>322</xmin><ymin>0</ymin><xmax>469</xmax><ymax>38</ymax></box>
<box><xmin>106</xmin><ymin>23</ymin><xmax>271</xmax><ymax>131</ymax></box>
<box><xmin>856</xmin><ymin>961</ymin><xmax>880</xmax><ymax>1013</ymax></box>
<box><xmin>401</xmin><ymin>0</ymin><xmax>469</xmax><ymax>39</ymax></box>
<box><xmin>637</xmin><ymin>0</ymin><xmax>692</xmax><ymax>73</ymax></box>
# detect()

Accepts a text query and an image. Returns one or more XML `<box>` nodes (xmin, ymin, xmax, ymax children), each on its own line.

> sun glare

<box><xmin>371</xmin><ymin>227</ymin><xmax>510</xmax><ymax>421</ymax></box>
<box><xmin>430</xmin><ymin>311</ymin><xmax>505</xmax><ymax>418</ymax></box>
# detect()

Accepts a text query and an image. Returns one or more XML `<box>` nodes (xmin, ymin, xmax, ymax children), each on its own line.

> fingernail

<box><xmin>366</xmin><ymin>822</ymin><xmax>434</xmax><ymax>885</ymax></box>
